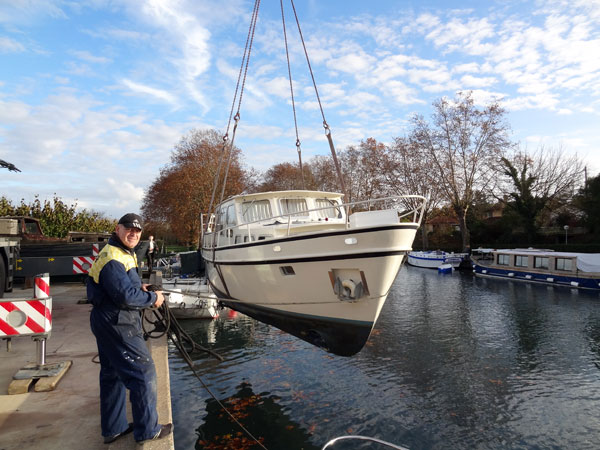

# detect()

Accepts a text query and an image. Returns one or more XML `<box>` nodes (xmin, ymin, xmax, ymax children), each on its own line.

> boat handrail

<box><xmin>204</xmin><ymin>194</ymin><xmax>427</xmax><ymax>248</ymax></box>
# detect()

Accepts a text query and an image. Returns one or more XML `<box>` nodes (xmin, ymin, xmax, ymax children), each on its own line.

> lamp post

<box><xmin>564</xmin><ymin>225</ymin><xmax>569</xmax><ymax>245</ymax></box>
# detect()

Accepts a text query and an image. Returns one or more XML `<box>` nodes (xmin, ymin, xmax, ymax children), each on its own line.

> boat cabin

<box><xmin>488</xmin><ymin>249</ymin><xmax>578</xmax><ymax>275</ymax></box>
<box><xmin>207</xmin><ymin>190</ymin><xmax>346</xmax><ymax>246</ymax></box>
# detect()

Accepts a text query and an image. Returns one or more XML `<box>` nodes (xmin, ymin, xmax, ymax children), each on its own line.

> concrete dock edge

<box><xmin>0</xmin><ymin>282</ymin><xmax>174</xmax><ymax>450</ymax></box>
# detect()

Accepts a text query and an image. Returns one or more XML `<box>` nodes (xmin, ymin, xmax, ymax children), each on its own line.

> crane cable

<box><xmin>280</xmin><ymin>0</ymin><xmax>305</xmax><ymax>189</ymax></box>
<box><xmin>207</xmin><ymin>0</ymin><xmax>261</xmax><ymax>232</ymax></box>
<box><xmin>288</xmin><ymin>0</ymin><xmax>347</xmax><ymax>199</ymax></box>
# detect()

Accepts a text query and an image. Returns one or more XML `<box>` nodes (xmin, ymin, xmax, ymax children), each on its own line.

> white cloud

<box><xmin>326</xmin><ymin>52</ymin><xmax>376</xmax><ymax>74</ymax></box>
<box><xmin>460</xmin><ymin>74</ymin><xmax>497</xmax><ymax>88</ymax></box>
<box><xmin>106</xmin><ymin>178</ymin><xmax>145</xmax><ymax>209</ymax></box>
<box><xmin>0</xmin><ymin>36</ymin><xmax>25</xmax><ymax>52</ymax></box>
<box><xmin>425</xmin><ymin>17</ymin><xmax>495</xmax><ymax>55</ymax></box>
<box><xmin>71</xmin><ymin>50</ymin><xmax>111</xmax><ymax>64</ymax></box>
<box><xmin>121</xmin><ymin>79</ymin><xmax>177</xmax><ymax>104</ymax></box>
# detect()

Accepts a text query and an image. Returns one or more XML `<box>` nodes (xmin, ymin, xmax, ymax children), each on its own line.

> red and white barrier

<box><xmin>0</xmin><ymin>274</ymin><xmax>52</xmax><ymax>337</ymax></box>
<box><xmin>34</xmin><ymin>273</ymin><xmax>50</xmax><ymax>298</ymax></box>
<box><xmin>73</xmin><ymin>256</ymin><xmax>95</xmax><ymax>274</ymax></box>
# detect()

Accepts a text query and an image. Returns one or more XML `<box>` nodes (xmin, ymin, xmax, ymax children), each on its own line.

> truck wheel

<box><xmin>0</xmin><ymin>256</ymin><xmax>6</xmax><ymax>299</ymax></box>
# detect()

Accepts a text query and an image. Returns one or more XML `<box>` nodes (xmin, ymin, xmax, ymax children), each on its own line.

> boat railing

<box><xmin>205</xmin><ymin>194</ymin><xmax>426</xmax><ymax>249</ymax></box>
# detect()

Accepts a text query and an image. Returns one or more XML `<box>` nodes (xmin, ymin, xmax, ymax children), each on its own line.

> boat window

<box><xmin>215</xmin><ymin>207</ymin><xmax>226</xmax><ymax>232</ymax></box>
<box><xmin>556</xmin><ymin>258</ymin><xmax>573</xmax><ymax>271</ymax></box>
<box><xmin>280</xmin><ymin>198</ymin><xmax>309</xmax><ymax>217</ymax></box>
<box><xmin>279</xmin><ymin>266</ymin><xmax>295</xmax><ymax>276</ymax></box>
<box><xmin>534</xmin><ymin>256</ymin><xmax>549</xmax><ymax>269</ymax></box>
<box><xmin>515</xmin><ymin>255</ymin><xmax>528</xmax><ymax>267</ymax></box>
<box><xmin>241</xmin><ymin>200</ymin><xmax>272</xmax><ymax>223</ymax></box>
<box><xmin>315</xmin><ymin>198</ymin><xmax>342</xmax><ymax>219</ymax></box>
<box><xmin>497</xmin><ymin>254</ymin><xmax>510</xmax><ymax>265</ymax></box>
<box><xmin>225</xmin><ymin>205</ymin><xmax>237</xmax><ymax>226</ymax></box>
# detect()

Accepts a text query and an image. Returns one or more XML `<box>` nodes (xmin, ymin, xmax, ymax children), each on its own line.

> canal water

<box><xmin>168</xmin><ymin>266</ymin><xmax>600</xmax><ymax>450</ymax></box>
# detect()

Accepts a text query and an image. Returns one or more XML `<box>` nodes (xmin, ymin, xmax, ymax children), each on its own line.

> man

<box><xmin>146</xmin><ymin>235</ymin><xmax>155</xmax><ymax>272</ymax></box>
<box><xmin>87</xmin><ymin>213</ymin><xmax>172</xmax><ymax>445</ymax></box>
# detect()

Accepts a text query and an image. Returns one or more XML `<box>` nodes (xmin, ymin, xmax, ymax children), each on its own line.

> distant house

<box><xmin>483</xmin><ymin>201</ymin><xmax>505</xmax><ymax>220</ymax></box>
<box><xmin>424</xmin><ymin>213</ymin><xmax>460</xmax><ymax>235</ymax></box>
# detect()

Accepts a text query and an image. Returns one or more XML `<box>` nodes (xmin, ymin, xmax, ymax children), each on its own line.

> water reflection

<box><xmin>196</xmin><ymin>381</ymin><xmax>317</xmax><ymax>450</ymax></box>
<box><xmin>170</xmin><ymin>266</ymin><xmax>600</xmax><ymax>450</ymax></box>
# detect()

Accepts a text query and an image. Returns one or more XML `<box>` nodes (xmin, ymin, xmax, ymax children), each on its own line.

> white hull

<box><xmin>162</xmin><ymin>278</ymin><xmax>219</xmax><ymax>320</ymax></box>
<box><xmin>407</xmin><ymin>251</ymin><xmax>465</xmax><ymax>269</ymax></box>
<box><xmin>166</xmin><ymin>294</ymin><xmax>219</xmax><ymax>319</ymax></box>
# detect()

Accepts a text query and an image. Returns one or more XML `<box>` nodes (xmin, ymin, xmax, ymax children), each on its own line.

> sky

<box><xmin>1</xmin><ymin>0</ymin><xmax>600</xmax><ymax>220</ymax></box>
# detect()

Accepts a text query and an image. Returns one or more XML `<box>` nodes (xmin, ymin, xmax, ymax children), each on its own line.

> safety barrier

<box><xmin>0</xmin><ymin>274</ymin><xmax>52</xmax><ymax>338</ymax></box>
<box><xmin>72</xmin><ymin>243</ymin><xmax>98</xmax><ymax>274</ymax></box>
<box><xmin>3</xmin><ymin>273</ymin><xmax>72</xmax><ymax>394</ymax></box>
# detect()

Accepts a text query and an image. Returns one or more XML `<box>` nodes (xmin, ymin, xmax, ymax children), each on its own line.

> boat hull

<box><xmin>473</xmin><ymin>263</ymin><xmax>600</xmax><ymax>290</ymax></box>
<box><xmin>166</xmin><ymin>295</ymin><xmax>219</xmax><ymax>319</ymax></box>
<box><xmin>203</xmin><ymin>224</ymin><xmax>417</xmax><ymax>355</ymax></box>
<box><xmin>407</xmin><ymin>251</ymin><xmax>465</xmax><ymax>269</ymax></box>
<box><xmin>162</xmin><ymin>278</ymin><xmax>219</xmax><ymax>319</ymax></box>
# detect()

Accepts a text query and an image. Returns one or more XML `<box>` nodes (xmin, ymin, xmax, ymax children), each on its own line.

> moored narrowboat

<box><xmin>472</xmin><ymin>248</ymin><xmax>600</xmax><ymax>290</ymax></box>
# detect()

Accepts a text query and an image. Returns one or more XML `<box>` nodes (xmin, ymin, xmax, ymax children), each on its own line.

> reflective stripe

<box><xmin>89</xmin><ymin>243</ymin><xmax>138</xmax><ymax>283</ymax></box>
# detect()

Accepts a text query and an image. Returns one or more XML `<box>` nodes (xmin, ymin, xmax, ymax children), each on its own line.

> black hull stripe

<box><xmin>204</xmin><ymin>249</ymin><xmax>407</xmax><ymax>265</ymax></box>
<box><xmin>203</xmin><ymin>223</ymin><xmax>418</xmax><ymax>252</ymax></box>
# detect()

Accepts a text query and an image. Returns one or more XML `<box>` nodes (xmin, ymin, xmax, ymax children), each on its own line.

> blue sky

<box><xmin>1</xmin><ymin>0</ymin><xmax>599</xmax><ymax>220</ymax></box>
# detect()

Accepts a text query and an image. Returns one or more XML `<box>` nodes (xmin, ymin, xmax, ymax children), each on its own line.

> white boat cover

<box><xmin>576</xmin><ymin>254</ymin><xmax>600</xmax><ymax>272</ymax></box>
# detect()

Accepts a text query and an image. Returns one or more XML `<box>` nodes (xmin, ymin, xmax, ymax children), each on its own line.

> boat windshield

<box><xmin>280</xmin><ymin>198</ymin><xmax>309</xmax><ymax>218</ymax></box>
<box><xmin>241</xmin><ymin>200</ymin><xmax>272</xmax><ymax>223</ymax></box>
<box><xmin>315</xmin><ymin>198</ymin><xmax>342</xmax><ymax>219</ymax></box>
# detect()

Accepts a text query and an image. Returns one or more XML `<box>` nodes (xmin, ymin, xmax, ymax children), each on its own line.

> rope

<box><xmin>143</xmin><ymin>302</ymin><xmax>268</xmax><ymax>450</ymax></box>
<box><xmin>280</xmin><ymin>0</ymin><xmax>305</xmax><ymax>189</ymax></box>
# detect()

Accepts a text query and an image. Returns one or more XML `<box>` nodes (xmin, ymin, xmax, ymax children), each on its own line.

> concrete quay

<box><xmin>0</xmin><ymin>281</ymin><xmax>174</xmax><ymax>450</ymax></box>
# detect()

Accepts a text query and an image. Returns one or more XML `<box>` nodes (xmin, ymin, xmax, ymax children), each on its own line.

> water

<box><xmin>168</xmin><ymin>266</ymin><xmax>600</xmax><ymax>449</ymax></box>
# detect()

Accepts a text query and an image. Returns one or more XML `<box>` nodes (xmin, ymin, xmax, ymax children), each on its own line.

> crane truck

<box><xmin>0</xmin><ymin>218</ymin><xmax>19</xmax><ymax>298</ymax></box>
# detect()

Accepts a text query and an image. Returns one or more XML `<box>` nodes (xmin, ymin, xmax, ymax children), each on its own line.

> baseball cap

<box><xmin>118</xmin><ymin>213</ymin><xmax>143</xmax><ymax>230</ymax></box>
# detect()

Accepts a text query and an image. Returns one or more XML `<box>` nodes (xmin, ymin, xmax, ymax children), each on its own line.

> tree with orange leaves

<box><xmin>141</xmin><ymin>129</ymin><xmax>253</xmax><ymax>246</ymax></box>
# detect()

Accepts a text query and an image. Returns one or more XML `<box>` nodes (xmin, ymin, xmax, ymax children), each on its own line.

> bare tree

<box><xmin>378</xmin><ymin>137</ymin><xmax>443</xmax><ymax>249</ymax></box>
<box><xmin>339</xmin><ymin>138</ymin><xmax>387</xmax><ymax>205</ymax></box>
<box><xmin>410</xmin><ymin>92</ymin><xmax>512</xmax><ymax>251</ymax></box>
<box><xmin>498</xmin><ymin>145</ymin><xmax>585</xmax><ymax>243</ymax></box>
<box><xmin>309</xmin><ymin>155</ymin><xmax>339</xmax><ymax>193</ymax></box>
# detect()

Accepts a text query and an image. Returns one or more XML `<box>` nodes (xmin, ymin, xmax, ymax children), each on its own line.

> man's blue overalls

<box><xmin>87</xmin><ymin>236</ymin><xmax>162</xmax><ymax>442</ymax></box>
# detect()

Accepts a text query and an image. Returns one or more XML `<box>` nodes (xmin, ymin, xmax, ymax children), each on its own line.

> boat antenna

<box><xmin>280</xmin><ymin>0</ymin><xmax>305</xmax><ymax>189</ymax></box>
<box><xmin>289</xmin><ymin>0</ymin><xmax>347</xmax><ymax>199</ymax></box>
<box><xmin>207</xmin><ymin>0</ymin><xmax>261</xmax><ymax>222</ymax></box>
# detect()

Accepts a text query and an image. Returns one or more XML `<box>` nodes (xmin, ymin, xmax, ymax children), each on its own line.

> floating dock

<box><xmin>0</xmin><ymin>281</ymin><xmax>174</xmax><ymax>449</ymax></box>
